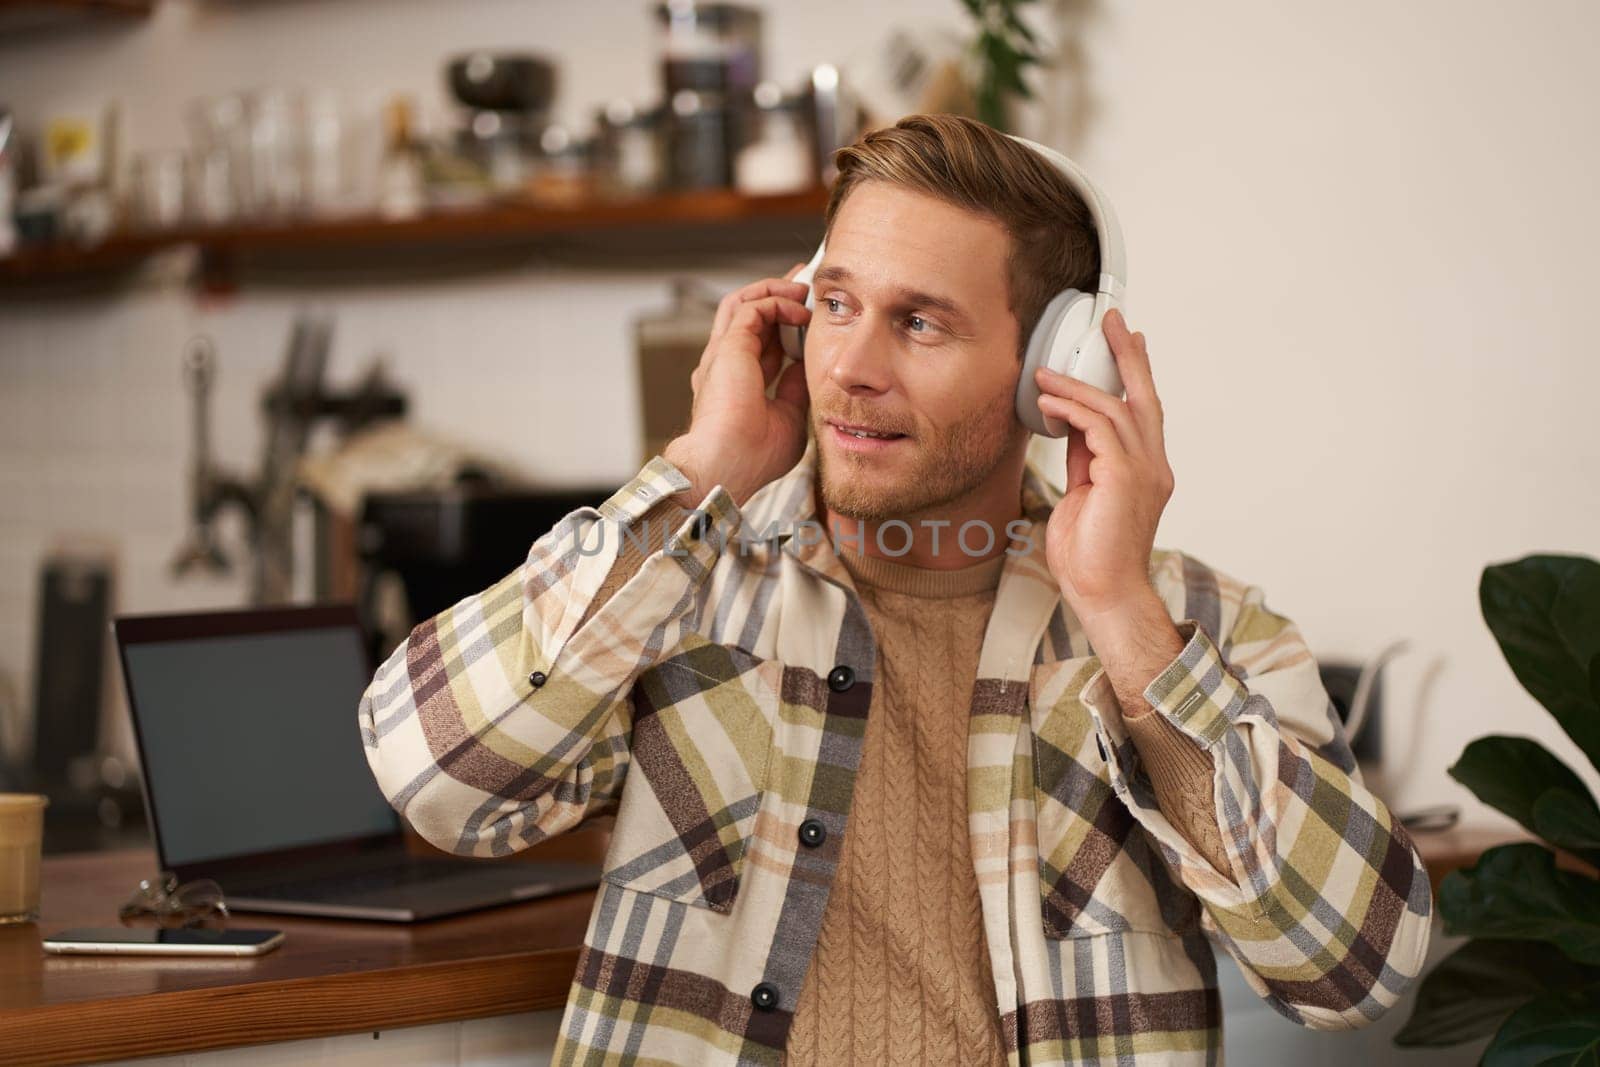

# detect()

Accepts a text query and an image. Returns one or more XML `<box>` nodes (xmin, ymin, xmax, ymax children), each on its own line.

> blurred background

<box><xmin>0</xmin><ymin>0</ymin><xmax>1594</xmax><ymax>925</ymax></box>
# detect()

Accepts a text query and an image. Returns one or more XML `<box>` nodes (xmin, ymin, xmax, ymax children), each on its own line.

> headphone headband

<box><xmin>1003</xmin><ymin>134</ymin><xmax>1126</xmax><ymax>300</ymax></box>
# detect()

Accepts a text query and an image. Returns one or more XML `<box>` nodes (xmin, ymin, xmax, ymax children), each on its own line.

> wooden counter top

<box><xmin>0</xmin><ymin>826</ymin><xmax>611</xmax><ymax>1067</ymax></box>
<box><xmin>0</xmin><ymin>821</ymin><xmax>1536</xmax><ymax>1066</ymax></box>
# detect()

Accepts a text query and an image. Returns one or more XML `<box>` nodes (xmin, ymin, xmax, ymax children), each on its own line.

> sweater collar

<box><xmin>837</xmin><ymin>545</ymin><xmax>1008</xmax><ymax>598</ymax></box>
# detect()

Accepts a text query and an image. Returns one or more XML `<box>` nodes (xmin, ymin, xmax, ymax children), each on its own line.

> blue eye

<box><xmin>824</xmin><ymin>298</ymin><xmax>844</xmax><ymax>314</ymax></box>
<box><xmin>906</xmin><ymin>315</ymin><xmax>927</xmax><ymax>333</ymax></box>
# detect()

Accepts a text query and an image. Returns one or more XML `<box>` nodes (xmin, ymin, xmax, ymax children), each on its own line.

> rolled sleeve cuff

<box><xmin>598</xmin><ymin>455</ymin><xmax>694</xmax><ymax>523</ymax></box>
<box><xmin>1140</xmin><ymin>619</ymin><xmax>1252</xmax><ymax>748</ymax></box>
<box><xmin>597</xmin><ymin>453</ymin><xmax>743</xmax><ymax>578</ymax></box>
<box><xmin>1080</xmin><ymin>619</ymin><xmax>1249</xmax><ymax>770</ymax></box>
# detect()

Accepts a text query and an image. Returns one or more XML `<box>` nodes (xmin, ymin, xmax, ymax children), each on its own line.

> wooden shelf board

<box><xmin>0</xmin><ymin>186</ymin><xmax>832</xmax><ymax>287</ymax></box>
<box><xmin>0</xmin><ymin>0</ymin><xmax>153</xmax><ymax>35</ymax></box>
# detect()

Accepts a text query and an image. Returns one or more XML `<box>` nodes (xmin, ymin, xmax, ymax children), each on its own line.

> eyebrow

<box><xmin>811</xmin><ymin>264</ymin><xmax>973</xmax><ymax>329</ymax></box>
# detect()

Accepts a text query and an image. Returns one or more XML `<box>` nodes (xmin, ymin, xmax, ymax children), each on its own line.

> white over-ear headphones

<box><xmin>776</xmin><ymin>133</ymin><xmax>1126</xmax><ymax>438</ymax></box>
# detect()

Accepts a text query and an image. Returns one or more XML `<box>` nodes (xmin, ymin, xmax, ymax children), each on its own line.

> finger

<box><xmin>729</xmin><ymin>294</ymin><xmax>812</xmax><ymax>338</ymax></box>
<box><xmin>1130</xmin><ymin>330</ymin><xmax>1166</xmax><ymax>448</ymax></box>
<box><xmin>773</xmin><ymin>356</ymin><xmax>810</xmax><ymax>414</ymax></box>
<box><xmin>701</xmin><ymin>293</ymin><xmax>810</xmax><ymax>390</ymax></box>
<box><xmin>1102</xmin><ymin>309</ymin><xmax>1164</xmax><ymax>445</ymax></box>
<box><xmin>758</xmin><ymin>332</ymin><xmax>787</xmax><ymax>389</ymax></box>
<box><xmin>784</xmin><ymin>261</ymin><xmax>807</xmax><ymax>281</ymax></box>
<box><xmin>1065</xmin><ymin>426</ymin><xmax>1091</xmax><ymax>494</ymax></box>
<box><xmin>711</xmin><ymin>277</ymin><xmax>812</xmax><ymax>341</ymax></box>
<box><xmin>1035</xmin><ymin>365</ymin><xmax>1147</xmax><ymax>459</ymax></box>
<box><xmin>1038</xmin><ymin>394</ymin><xmax>1131</xmax><ymax>472</ymax></box>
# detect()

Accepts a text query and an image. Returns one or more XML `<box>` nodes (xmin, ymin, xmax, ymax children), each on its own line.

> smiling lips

<box><xmin>833</xmin><ymin>421</ymin><xmax>903</xmax><ymax>439</ymax></box>
<box><xmin>827</xmin><ymin>420</ymin><xmax>909</xmax><ymax>451</ymax></box>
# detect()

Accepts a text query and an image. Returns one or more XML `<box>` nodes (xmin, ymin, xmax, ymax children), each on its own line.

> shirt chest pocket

<box><xmin>600</xmin><ymin>643</ymin><xmax>780</xmax><ymax>914</ymax></box>
<box><xmin>1029</xmin><ymin>657</ymin><xmax>1201</xmax><ymax>939</ymax></box>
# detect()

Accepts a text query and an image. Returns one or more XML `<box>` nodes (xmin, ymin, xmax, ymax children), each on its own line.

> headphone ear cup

<box><xmin>1016</xmin><ymin>289</ymin><xmax>1095</xmax><ymax>436</ymax></box>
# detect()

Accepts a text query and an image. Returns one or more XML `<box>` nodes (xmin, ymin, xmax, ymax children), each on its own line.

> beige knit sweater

<box><xmin>785</xmin><ymin>548</ymin><xmax>1012</xmax><ymax>1067</ymax></box>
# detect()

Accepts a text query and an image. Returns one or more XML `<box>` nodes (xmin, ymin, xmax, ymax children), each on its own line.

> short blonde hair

<box><xmin>823</xmin><ymin>113</ymin><xmax>1099</xmax><ymax>359</ymax></box>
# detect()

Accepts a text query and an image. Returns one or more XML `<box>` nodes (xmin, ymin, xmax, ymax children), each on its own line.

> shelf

<box><xmin>0</xmin><ymin>186</ymin><xmax>833</xmax><ymax>292</ymax></box>
<box><xmin>0</xmin><ymin>0</ymin><xmax>153</xmax><ymax>35</ymax></box>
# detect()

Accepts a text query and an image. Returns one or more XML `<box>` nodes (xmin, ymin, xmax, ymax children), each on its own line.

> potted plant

<box><xmin>1395</xmin><ymin>553</ymin><xmax>1600</xmax><ymax>1060</ymax></box>
<box><xmin>960</xmin><ymin>0</ymin><xmax>1043</xmax><ymax>131</ymax></box>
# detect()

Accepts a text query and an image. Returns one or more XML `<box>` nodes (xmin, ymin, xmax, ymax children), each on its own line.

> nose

<box><xmin>822</xmin><ymin>315</ymin><xmax>895</xmax><ymax>397</ymax></box>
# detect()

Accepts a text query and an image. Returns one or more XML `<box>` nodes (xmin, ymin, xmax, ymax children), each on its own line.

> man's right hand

<box><xmin>662</xmin><ymin>262</ymin><xmax>813</xmax><ymax>508</ymax></box>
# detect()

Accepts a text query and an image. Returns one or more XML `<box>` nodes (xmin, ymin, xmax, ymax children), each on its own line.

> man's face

<box><xmin>805</xmin><ymin>180</ymin><xmax>1027</xmax><ymax>522</ymax></box>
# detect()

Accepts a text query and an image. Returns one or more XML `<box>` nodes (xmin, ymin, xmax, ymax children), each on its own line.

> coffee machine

<box><xmin>357</xmin><ymin>483</ymin><xmax>612</xmax><ymax>661</ymax></box>
<box><xmin>446</xmin><ymin>52</ymin><xmax>558</xmax><ymax>195</ymax></box>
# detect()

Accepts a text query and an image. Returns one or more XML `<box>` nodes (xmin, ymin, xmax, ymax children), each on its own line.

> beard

<box><xmin>811</xmin><ymin>395</ymin><xmax>1024</xmax><ymax>522</ymax></box>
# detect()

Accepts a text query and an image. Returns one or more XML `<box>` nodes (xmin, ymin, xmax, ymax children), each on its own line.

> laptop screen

<box><xmin>119</xmin><ymin>618</ymin><xmax>399</xmax><ymax>867</ymax></box>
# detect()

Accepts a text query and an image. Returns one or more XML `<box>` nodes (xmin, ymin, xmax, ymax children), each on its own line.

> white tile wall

<box><xmin>0</xmin><ymin>262</ymin><xmax>779</xmax><ymax>767</ymax></box>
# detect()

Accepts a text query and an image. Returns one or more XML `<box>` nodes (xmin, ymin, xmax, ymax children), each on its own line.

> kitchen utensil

<box><xmin>446</xmin><ymin>53</ymin><xmax>556</xmax><ymax>113</ymax></box>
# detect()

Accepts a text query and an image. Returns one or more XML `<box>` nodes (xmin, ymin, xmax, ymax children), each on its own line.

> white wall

<box><xmin>1</xmin><ymin>0</ymin><xmax>1596</xmax><ymax>828</ymax></box>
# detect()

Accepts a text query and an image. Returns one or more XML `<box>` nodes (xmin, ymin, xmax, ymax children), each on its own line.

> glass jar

<box><xmin>595</xmin><ymin>99</ymin><xmax>665</xmax><ymax>198</ymax></box>
<box><xmin>526</xmin><ymin>123</ymin><xmax>595</xmax><ymax>206</ymax></box>
<box><xmin>735</xmin><ymin>81</ymin><xmax>814</xmax><ymax>195</ymax></box>
<box><xmin>128</xmin><ymin>150</ymin><xmax>188</xmax><ymax>230</ymax></box>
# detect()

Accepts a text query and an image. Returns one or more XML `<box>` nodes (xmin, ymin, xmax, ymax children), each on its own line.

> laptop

<box><xmin>112</xmin><ymin>603</ymin><xmax>601</xmax><ymax>922</ymax></box>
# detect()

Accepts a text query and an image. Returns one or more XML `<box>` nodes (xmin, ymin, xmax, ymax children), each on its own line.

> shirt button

<box><xmin>528</xmin><ymin>670</ymin><xmax>548</xmax><ymax>689</ymax></box>
<box><xmin>826</xmin><ymin>665</ymin><xmax>855</xmax><ymax>692</ymax></box>
<box><xmin>798</xmin><ymin>818</ymin><xmax>826</xmax><ymax>848</ymax></box>
<box><xmin>750</xmin><ymin>981</ymin><xmax>780</xmax><ymax>1012</ymax></box>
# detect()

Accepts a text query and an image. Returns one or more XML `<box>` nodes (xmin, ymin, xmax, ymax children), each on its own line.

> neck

<box><xmin>818</xmin><ymin>446</ymin><xmax>1029</xmax><ymax>571</ymax></box>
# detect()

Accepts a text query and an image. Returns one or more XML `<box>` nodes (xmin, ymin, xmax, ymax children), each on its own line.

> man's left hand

<box><xmin>1034</xmin><ymin>307</ymin><xmax>1175</xmax><ymax>631</ymax></box>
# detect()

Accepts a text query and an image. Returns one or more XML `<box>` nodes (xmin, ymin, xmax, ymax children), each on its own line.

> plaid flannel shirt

<box><xmin>359</xmin><ymin>437</ymin><xmax>1432</xmax><ymax>1065</ymax></box>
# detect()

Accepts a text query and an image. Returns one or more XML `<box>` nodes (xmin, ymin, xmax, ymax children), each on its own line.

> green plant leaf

<box><xmin>1534</xmin><ymin>789</ymin><xmax>1600</xmax><ymax>866</ymax></box>
<box><xmin>1480</xmin><ymin>555</ymin><xmax>1600</xmax><ymax>773</ymax></box>
<box><xmin>985</xmin><ymin>36</ymin><xmax>1035</xmax><ymax>99</ymax></box>
<box><xmin>964</xmin><ymin>0</ymin><xmax>1042</xmax><ymax>130</ymax></box>
<box><xmin>1480</xmin><ymin>984</ymin><xmax>1600</xmax><ymax>1066</ymax></box>
<box><xmin>1439</xmin><ymin>843</ymin><xmax>1600</xmax><ymax>964</ymax></box>
<box><xmin>1004</xmin><ymin>10</ymin><xmax>1039</xmax><ymax>46</ymax></box>
<box><xmin>1395</xmin><ymin>938</ymin><xmax>1600</xmax><ymax>1047</ymax></box>
<box><xmin>1448</xmin><ymin>735</ymin><xmax>1597</xmax><ymax>835</ymax></box>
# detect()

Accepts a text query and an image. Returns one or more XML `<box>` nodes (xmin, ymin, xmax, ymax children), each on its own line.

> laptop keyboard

<box><xmin>236</xmin><ymin>861</ymin><xmax>489</xmax><ymax>901</ymax></box>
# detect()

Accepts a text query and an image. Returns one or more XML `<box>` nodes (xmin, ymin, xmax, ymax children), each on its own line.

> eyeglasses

<box><xmin>119</xmin><ymin>871</ymin><xmax>230</xmax><ymax>929</ymax></box>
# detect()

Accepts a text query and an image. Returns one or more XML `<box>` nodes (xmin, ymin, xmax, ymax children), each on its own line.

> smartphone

<box><xmin>42</xmin><ymin>927</ymin><xmax>286</xmax><ymax>957</ymax></box>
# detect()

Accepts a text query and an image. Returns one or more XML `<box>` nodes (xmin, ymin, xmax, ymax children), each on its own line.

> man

<box><xmin>359</xmin><ymin>114</ymin><xmax>1432</xmax><ymax>1066</ymax></box>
